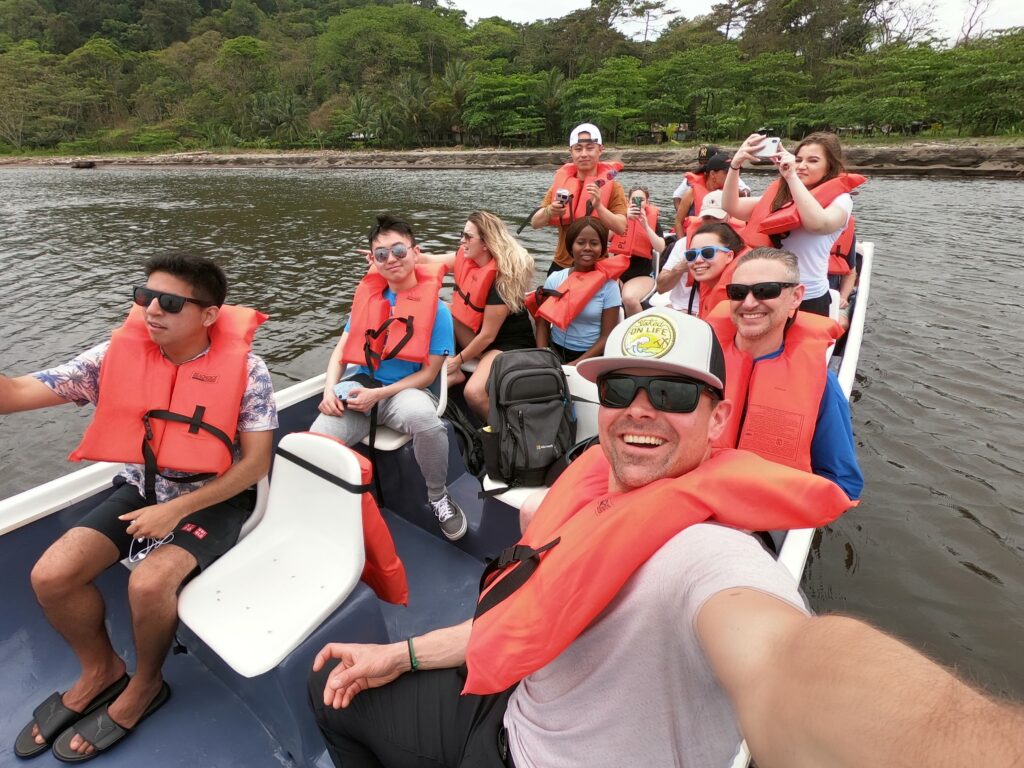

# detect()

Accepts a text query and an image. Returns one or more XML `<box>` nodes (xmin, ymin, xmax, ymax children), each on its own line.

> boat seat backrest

<box><xmin>563</xmin><ymin>364</ymin><xmax>600</xmax><ymax>444</ymax></box>
<box><xmin>177</xmin><ymin>432</ymin><xmax>367</xmax><ymax>678</ymax></box>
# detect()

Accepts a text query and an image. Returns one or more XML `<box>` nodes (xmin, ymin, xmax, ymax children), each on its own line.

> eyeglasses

<box><xmin>371</xmin><ymin>243</ymin><xmax>410</xmax><ymax>263</ymax></box>
<box><xmin>459</xmin><ymin>232</ymin><xmax>476</xmax><ymax>242</ymax></box>
<box><xmin>133</xmin><ymin>287</ymin><xmax>213</xmax><ymax>313</ymax></box>
<box><xmin>596</xmin><ymin>373</ymin><xmax>718</xmax><ymax>414</ymax></box>
<box><xmin>725</xmin><ymin>282</ymin><xmax>800</xmax><ymax>301</ymax></box>
<box><xmin>684</xmin><ymin>245</ymin><xmax>732</xmax><ymax>263</ymax></box>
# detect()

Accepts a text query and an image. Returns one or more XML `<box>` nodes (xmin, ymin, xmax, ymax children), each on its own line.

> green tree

<box><xmin>565</xmin><ymin>56</ymin><xmax>648</xmax><ymax>142</ymax></box>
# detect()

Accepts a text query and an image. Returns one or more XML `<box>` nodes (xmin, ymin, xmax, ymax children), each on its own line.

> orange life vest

<box><xmin>341</xmin><ymin>263</ymin><xmax>447</xmax><ymax>370</ymax></box>
<box><xmin>684</xmin><ymin>172</ymin><xmax>710</xmax><ymax>216</ymax></box>
<box><xmin>740</xmin><ymin>174</ymin><xmax>867</xmax><ymax>249</ymax></box>
<box><xmin>547</xmin><ymin>161</ymin><xmax>623</xmax><ymax>226</ymax></box>
<box><xmin>463</xmin><ymin>444</ymin><xmax>855</xmax><ymax>695</ymax></box>
<box><xmin>450</xmin><ymin>246</ymin><xmax>498</xmax><ymax>333</ymax></box>
<box><xmin>707</xmin><ymin>305</ymin><xmax>842</xmax><ymax>472</ymax></box>
<box><xmin>71</xmin><ymin>304</ymin><xmax>264</xmax><ymax>481</ymax></box>
<box><xmin>524</xmin><ymin>254</ymin><xmax>629</xmax><ymax>331</ymax></box>
<box><xmin>608</xmin><ymin>205</ymin><xmax>659</xmax><ymax>259</ymax></box>
<box><xmin>298</xmin><ymin>432</ymin><xmax>409</xmax><ymax>605</ymax></box>
<box><xmin>828</xmin><ymin>216</ymin><xmax>856</xmax><ymax>276</ymax></box>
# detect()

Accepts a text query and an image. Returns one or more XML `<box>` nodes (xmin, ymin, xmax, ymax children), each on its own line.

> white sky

<box><xmin>449</xmin><ymin>0</ymin><xmax>1024</xmax><ymax>43</ymax></box>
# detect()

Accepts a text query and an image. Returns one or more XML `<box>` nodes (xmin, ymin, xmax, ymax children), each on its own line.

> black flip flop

<box><xmin>51</xmin><ymin>681</ymin><xmax>171</xmax><ymax>763</ymax></box>
<box><xmin>14</xmin><ymin>675</ymin><xmax>129</xmax><ymax>759</ymax></box>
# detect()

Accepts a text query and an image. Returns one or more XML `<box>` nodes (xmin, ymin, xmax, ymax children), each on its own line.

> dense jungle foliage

<box><xmin>1</xmin><ymin>0</ymin><xmax>1022</xmax><ymax>153</ymax></box>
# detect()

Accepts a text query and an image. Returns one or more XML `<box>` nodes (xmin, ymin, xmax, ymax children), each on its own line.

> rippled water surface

<box><xmin>1</xmin><ymin>166</ymin><xmax>1022</xmax><ymax>698</ymax></box>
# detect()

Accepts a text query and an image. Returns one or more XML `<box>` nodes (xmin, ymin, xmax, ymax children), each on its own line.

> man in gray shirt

<box><xmin>309</xmin><ymin>310</ymin><xmax>1023</xmax><ymax>768</ymax></box>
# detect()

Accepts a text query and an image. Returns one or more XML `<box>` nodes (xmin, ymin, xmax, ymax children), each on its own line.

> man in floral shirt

<box><xmin>2</xmin><ymin>253</ymin><xmax>276</xmax><ymax>761</ymax></box>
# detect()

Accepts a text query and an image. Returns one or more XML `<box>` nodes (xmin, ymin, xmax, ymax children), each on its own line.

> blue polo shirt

<box><xmin>345</xmin><ymin>292</ymin><xmax>454</xmax><ymax>386</ymax></box>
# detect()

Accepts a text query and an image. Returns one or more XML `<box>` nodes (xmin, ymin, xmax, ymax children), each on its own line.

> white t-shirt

<box><xmin>661</xmin><ymin>238</ymin><xmax>699</xmax><ymax>313</ymax></box>
<box><xmin>505</xmin><ymin>523</ymin><xmax>809</xmax><ymax>768</ymax></box>
<box><xmin>781</xmin><ymin>193</ymin><xmax>853</xmax><ymax>300</ymax></box>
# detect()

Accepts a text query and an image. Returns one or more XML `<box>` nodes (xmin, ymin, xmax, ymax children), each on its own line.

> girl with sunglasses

<box><xmin>426</xmin><ymin>211</ymin><xmax>535</xmax><ymax>420</ymax></box>
<box><xmin>723</xmin><ymin>132</ymin><xmax>865</xmax><ymax>317</ymax></box>
<box><xmin>533</xmin><ymin>217</ymin><xmax>622</xmax><ymax>365</ymax></box>
<box><xmin>657</xmin><ymin>222</ymin><xmax>746</xmax><ymax>319</ymax></box>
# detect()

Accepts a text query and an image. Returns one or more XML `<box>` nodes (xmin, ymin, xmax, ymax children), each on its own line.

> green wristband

<box><xmin>407</xmin><ymin>636</ymin><xmax>419</xmax><ymax>671</ymax></box>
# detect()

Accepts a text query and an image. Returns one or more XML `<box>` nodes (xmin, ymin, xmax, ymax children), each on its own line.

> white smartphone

<box><xmin>754</xmin><ymin>136</ymin><xmax>781</xmax><ymax>158</ymax></box>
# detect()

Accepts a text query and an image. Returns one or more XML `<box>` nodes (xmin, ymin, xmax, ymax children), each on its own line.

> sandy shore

<box><xmin>3</xmin><ymin>141</ymin><xmax>1023</xmax><ymax>177</ymax></box>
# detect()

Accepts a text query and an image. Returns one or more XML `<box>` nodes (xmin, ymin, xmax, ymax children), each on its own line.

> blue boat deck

<box><xmin>0</xmin><ymin>395</ymin><xmax>513</xmax><ymax>768</ymax></box>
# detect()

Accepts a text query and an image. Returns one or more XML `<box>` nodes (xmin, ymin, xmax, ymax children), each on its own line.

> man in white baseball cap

<box><xmin>530</xmin><ymin>122</ymin><xmax>627</xmax><ymax>275</ymax></box>
<box><xmin>309</xmin><ymin>307</ymin><xmax>1022</xmax><ymax>768</ymax></box>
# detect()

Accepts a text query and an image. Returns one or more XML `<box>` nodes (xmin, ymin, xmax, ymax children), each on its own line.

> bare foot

<box><xmin>31</xmin><ymin>657</ymin><xmax>126</xmax><ymax>746</ymax></box>
<box><xmin>65</xmin><ymin>676</ymin><xmax>164</xmax><ymax>756</ymax></box>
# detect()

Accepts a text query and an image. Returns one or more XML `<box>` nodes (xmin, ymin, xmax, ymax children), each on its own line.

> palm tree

<box><xmin>537</xmin><ymin>67</ymin><xmax>566</xmax><ymax>145</ymax></box>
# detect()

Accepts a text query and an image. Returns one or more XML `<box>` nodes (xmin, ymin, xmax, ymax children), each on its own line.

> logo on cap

<box><xmin>621</xmin><ymin>315</ymin><xmax>675</xmax><ymax>359</ymax></box>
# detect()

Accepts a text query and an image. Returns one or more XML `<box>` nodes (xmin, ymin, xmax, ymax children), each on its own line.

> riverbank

<box><xmin>2</xmin><ymin>140</ymin><xmax>1023</xmax><ymax>177</ymax></box>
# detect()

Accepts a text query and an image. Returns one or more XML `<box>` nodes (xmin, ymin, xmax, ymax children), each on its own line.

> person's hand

<box><xmin>319</xmin><ymin>388</ymin><xmax>345</xmax><ymax>417</ymax></box>
<box><xmin>773</xmin><ymin>148</ymin><xmax>798</xmax><ymax>181</ymax></box>
<box><xmin>585</xmin><ymin>182</ymin><xmax>602</xmax><ymax>209</ymax></box>
<box><xmin>627</xmin><ymin>203</ymin><xmax>642</xmax><ymax>219</ymax></box>
<box><xmin>119</xmin><ymin>503</ymin><xmax>184</xmax><ymax>539</ymax></box>
<box><xmin>732</xmin><ymin>133</ymin><xmax>770</xmax><ymax>168</ymax></box>
<box><xmin>548</xmin><ymin>198</ymin><xmax>566</xmax><ymax>218</ymax></box>
<box><xmin>446</xmin><ymin>355</ymin><xmax>463</xmax><ymax>376</ymax></box>
<box><xmin>312</xmin><ymin>642</ymin><xmax>407</xmax><ymax>709</ymax></box>
<box><xmin>344</xmin><ymin>386</ymin><xmax>384</xmax><ymax>413</ymax></box>
<box><xmin>840</xmin><ymin>295</ymin><xmax>850</xmax><ymax>309</ymax></box>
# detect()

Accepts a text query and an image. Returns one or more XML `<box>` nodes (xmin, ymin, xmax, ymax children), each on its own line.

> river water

<box><xmin>1</xmin><ymin>166</ymin><xmax>1022</xmax><ymax>699</ymax></box>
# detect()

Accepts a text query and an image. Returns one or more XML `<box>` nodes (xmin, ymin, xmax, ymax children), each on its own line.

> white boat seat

<box><xmin>460</xmin><ymin>357</ymin><xmax>479</xmax><ymax>373</ymax></box>
<box><xmin>356</xmin><ymin>356</ymin><xmax>449</xmax><ymax>451</ymax></box>
<box><xmin>648</xmin><ymin>291</ymin><xmax>671</xmax><ymax>308</ymax></box>
<box><xmin>178</xmin><ymin>432</ymin><xmax>368</xmax><ymax>678</ymax></box>
<box><xmin>480</xmin><ymin>364</ymin><xmax>600</xmax><ymax>510</ymax></box>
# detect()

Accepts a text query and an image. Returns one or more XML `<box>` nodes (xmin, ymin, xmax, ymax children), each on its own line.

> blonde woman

<box><xmin>432</xmin><ymin>211</ymin><xmax>535</xmax><ymax>419</ymax></box>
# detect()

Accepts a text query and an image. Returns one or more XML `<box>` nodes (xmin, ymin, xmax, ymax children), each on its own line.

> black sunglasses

<box><xmin>372</xmin><ymin>243</ymin><xmax>410</xmax><ymax>263</ymax></box>
<box><xmin>725</xmin><ymin>282</ymin><xmax>799</xmax><ymax>301</ymax></box>
<box><xmin>596</xmin><ymin>373</ymin><xmax>718</xmax><ymax>414</ymax></box>
<box><xmin>133</xmin><ymin>286</ymin><xmax>213</xmax><ymax>313</ymax></box>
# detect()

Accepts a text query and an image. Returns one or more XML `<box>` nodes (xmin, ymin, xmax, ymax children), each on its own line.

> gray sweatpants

<box><xmin>311</xmin><ymin>388</ymin><xmax>449</xmax><ymax>501</ymax></box>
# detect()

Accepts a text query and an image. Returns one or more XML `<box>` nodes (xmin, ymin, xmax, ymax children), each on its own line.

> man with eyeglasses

<box><xmin>707</xmin><ymin>246</ymin><xmax>863</xmax><ymax>500</ymax></box>
<box><xmin>530</xmin><ymin>123</ymin><xmax>628</xmax><ymax>275</ymax></box>
<box><xmin>1</xmin><ymin>253</ymin><xmax>276</xmax><ymax>760</ymax></box>
<box><xmin>312</xmin><ymin>214</ymin><xmax>465</xmax><ymax>540</ymax></box>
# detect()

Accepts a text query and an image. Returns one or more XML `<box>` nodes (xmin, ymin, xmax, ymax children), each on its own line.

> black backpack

<box><xmin>480</xmin><ymin>348</ymin><xmax>576</xmax><ymax>488</ymax></box>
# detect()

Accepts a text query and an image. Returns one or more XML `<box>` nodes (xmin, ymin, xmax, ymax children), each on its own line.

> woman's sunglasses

<box><xmin>133</xmin><ymin>287</ymin><xmax>213</xmax><ymax>314</ymax></box>
<box><xmin>725</xmin><ymin>282</ymin><xmax>799</xmax><ymax>301</ymax></box>
<box><xmin>372</xmin><ymin>243</ymin><xmax>410</xmax><ymax>263</ymax></box>
<box><xmin>684</xmin><ymin>245</ymin><xmax>731</xmax><ymax>262</ymax></box>
<box><xmin>596</xmin><ymin>373</ymin><xmax>719</xmax><ymax>414</ymax></box>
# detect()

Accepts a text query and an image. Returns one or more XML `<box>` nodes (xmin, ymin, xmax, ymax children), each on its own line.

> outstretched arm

<box><xmin>697</xmin><ymin>588</ymin><xmax>1024</xmax><ymax>768</ymax></box>
<box><xmin>313</xmin><ymin>619</ymin><xmax>473</xmax><ymax>710</ymax></box>
<box><xmin>0</xmin><ymin>374</ymin><xmax>72</xmax><ymax>414</ymax></box>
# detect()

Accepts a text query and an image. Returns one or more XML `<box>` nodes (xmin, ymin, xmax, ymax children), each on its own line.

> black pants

<box><xmin>800</xmin><ymin>292</ymin><xmax>832</xmax><ymax>317</ymax></box>
<box><xmin>549</xmin><ymin>341</ymin><xmax>584</xmax><ymax>364</ymax></box>
<box><xmin>309</xmin><ymin>665</ymin><xmax>514</xmax><ymax>768</ymax></box>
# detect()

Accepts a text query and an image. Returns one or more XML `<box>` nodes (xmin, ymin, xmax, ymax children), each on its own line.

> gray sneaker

<box><xmin>430</xmin><ymin>493</ymin><xmax>467</xmax><ymax>541</ymax></box>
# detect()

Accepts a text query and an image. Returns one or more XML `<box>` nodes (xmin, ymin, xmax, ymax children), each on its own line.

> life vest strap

<box><xmin>474</xmin><ymin>538</ymin><xmax>560</xmax><ymax>620</ymax></box>
<box><xmin>275</xmin><ymin>446</ymin><xmax>373</xmax><ymax>495</ymax></box>
<box><xmin>140</xmin><ymin>408</ymin><xmax>236</xmax><ymax>503</ymax></box>
<box><xmin>454</xmin><ymin>284</ymin><xmax>486</xmax><ymax>314</ymax></box>
<box><xmin>362</xmin><ymin>315</ymin><xmax>415</xmax><ymax>371</ymax></box>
